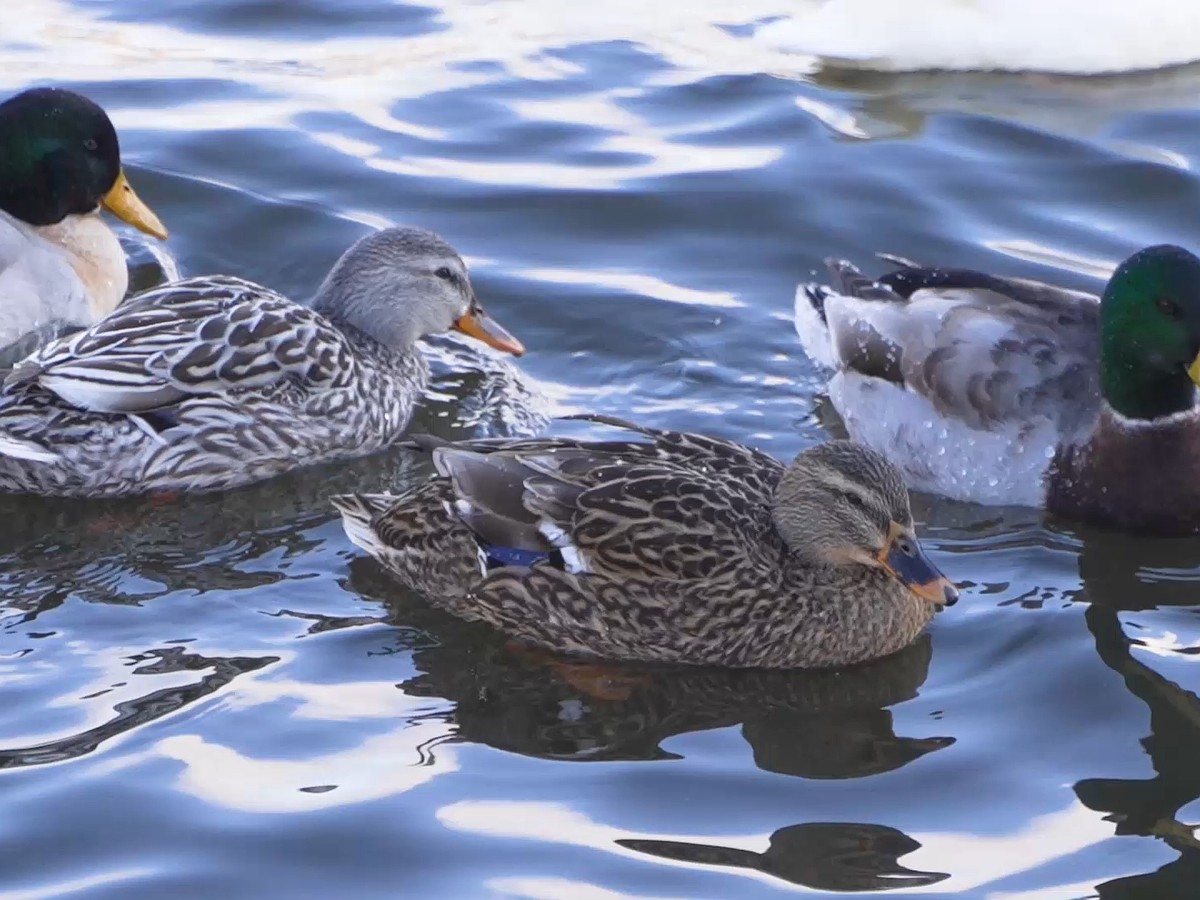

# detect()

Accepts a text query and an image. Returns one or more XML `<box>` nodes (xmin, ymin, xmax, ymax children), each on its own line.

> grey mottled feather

<box><xmin>0</xmin><ymin>225</ymin><xmax>510</xmax><ymax>497</ymax></box>
<box><xmin>812</xmin><ymin>256</ymin><xmax>1102</xmax><ymax>436</ymax></box>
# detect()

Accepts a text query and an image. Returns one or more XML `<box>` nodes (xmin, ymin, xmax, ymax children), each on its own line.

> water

<box><xmin>3</xmin><ymin>2</ymin><xmax>1200</xmax><ymax>897</ymax></box>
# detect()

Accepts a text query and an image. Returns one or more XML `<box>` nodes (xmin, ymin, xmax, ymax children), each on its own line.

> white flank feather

<box><xmin>829</xmin><ymin>372</ymin><xmax>1054</xmax><ymax>507</ymax></box>
<box><xmin>0</xmin><ymin>432</ymin><xmax>58</xmax><ymax>464</ymax></box>
<box><xmin>793</xmin><ymin>284</ymin><xmax>838</xmax><ymax>369</ymax></box>
<box><xmin>537</xmin><ymin>519</ymin><xmax>589</xmax><ymax>574</ymax></box>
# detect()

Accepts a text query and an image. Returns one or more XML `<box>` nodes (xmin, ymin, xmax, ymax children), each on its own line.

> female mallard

<box><xmin>332</xmin><ymin>416</ymin><xmax>958</xmax><ymax>669</ymax></box>
<box><xmin>0</xmin><ymin>225</ymin><xmax>524</xmax><ymax>497</ymax></box>
<box><xmin>0</xmin><ymin>87</ymin><xmax>167</xmax><ymax>353</ymax></box>
<box><xmin>795</xmin><ymin>244</ymin><xmax>1200</xmax><ymax>534</ymax></box>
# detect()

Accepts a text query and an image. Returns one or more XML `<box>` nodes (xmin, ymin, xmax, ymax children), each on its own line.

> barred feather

<box><xmin>0</xmin><ymin>226</ymin><xmax>500</xmax><ymax>497</ymax></box>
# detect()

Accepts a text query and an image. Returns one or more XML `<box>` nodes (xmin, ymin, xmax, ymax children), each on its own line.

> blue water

<box><xmin>2</xmin><ymin>2</ymin><xmax>1200</xmax><ymax>897</ymax></box>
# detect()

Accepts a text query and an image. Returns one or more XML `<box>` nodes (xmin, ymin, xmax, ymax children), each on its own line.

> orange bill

<box><xmin>455</xmin><ymin>306</ymin><xmax>525</xmax><ymax>356</ymax></box>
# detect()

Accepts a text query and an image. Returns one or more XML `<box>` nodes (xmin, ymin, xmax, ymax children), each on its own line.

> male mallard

<box><xmin>795</xmin><ymin>245</ymin><xmax>1200</xmax><ymax>534</ymax></box>
<box><xmin>0</xmin><ymin>226</ymin><xmax>524</xmax><ymax>497</ymax></box>
<box><xmin>0</xmin><ymin>87</ymin><xmax>167</xmax><ymax>352</ymax></box>
<box><xmin>332</xmin><ymin>415</ymin><xmax>958</xmax><ymax>669</ymax></box>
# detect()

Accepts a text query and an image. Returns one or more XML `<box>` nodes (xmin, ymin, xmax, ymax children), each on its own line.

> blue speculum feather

<box><xmin>482</xmin><ymin>543</ymin><xmax>550</xmax><ymax>569</ymax></box>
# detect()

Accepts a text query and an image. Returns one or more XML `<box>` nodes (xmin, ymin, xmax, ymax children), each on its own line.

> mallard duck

<box><xmin>0</xmin><ymin>225</ymin><xmax>524</xmax><ymax>497</ymax></box>
<box><xmin>795</xmin><ymin>244</ymin><xmax>1200</xmax><ymax>534</ymax></box>
<box><xmin>0</xmin><ymin>87</ymin><xmax>167</xmax><ymax>354</ymax></box>
<box><xmin>332</xmin><ymin>415</ymin><xmax>958</xmax><ymax>669</ymax></box>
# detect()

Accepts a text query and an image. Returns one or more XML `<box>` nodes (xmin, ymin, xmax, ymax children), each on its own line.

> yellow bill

<box><xmin>102</xmin><ymin>168</ymin><xmax>167</xmax><ymax>240</ymax></box>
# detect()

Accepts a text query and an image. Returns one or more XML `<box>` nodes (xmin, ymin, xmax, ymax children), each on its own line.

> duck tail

<box><xmin>794</xmin><ymin>264</ymin><xmax>843</xmax><ymax>369</ymax></box>
<box><xmin>823</xmin><ymin>257</ymin><xmax>902</xmax><ymax>300</ymax></box>
<box><xmin>330</xmin><ymin>493</ymin><xmax>397</xmax><ymax>555</ymax></box>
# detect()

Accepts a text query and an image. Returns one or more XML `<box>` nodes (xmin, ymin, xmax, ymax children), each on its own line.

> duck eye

<box><xmin>435</xmin><ymin>267</ymin><xmax>454</xmax><ymax>282</ymax></box>
<box><xmin>843</xmin><ymin>491</ymin><xmax>865</xmax><ymax>508</ymax></box>
<box><xmin>83</xmin><ymin>138</ymin><xmax>98</xmax><ymax>152</ymax></box>
<box><xmin>1156</xmin><ymin>295</ymin><xmax>1181</xmax><ymax>318</ymax></box>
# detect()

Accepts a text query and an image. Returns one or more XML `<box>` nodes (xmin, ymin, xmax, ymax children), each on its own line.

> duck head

<box><xmin>772</xmin><ymin>440</ymin><xmax>958</xmax><ymax>608</ymax></box>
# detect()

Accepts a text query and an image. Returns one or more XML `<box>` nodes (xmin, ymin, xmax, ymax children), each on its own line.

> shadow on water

<box><xmin>327</xmin><ymin>557</ymin><xmax>954</xmax><ymax>891</ymax></box>
<box><xmin>0</xmin><ymin>647</ymin><xmax>275</xmax><ymax>769</ymax></box>
<box><xmin>617</xmin><ymin>822</ymin><xmax>947</xmax><ymax>892</ymax></box>
<box><xmin>345</xmin><ymin>558</ymin><xmax>952</xmax><ymax>773</ymax></box>
<box><xmin>1072</xmin><ymin>533</ymin><xmax>1200</xmax><ymax>899</ymax></box>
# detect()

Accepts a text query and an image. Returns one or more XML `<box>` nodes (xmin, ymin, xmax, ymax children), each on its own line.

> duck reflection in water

<box><xmin>619</xmin><ymin>821</ymin><xmax>948</xmax><ymax>892</ymax></box>
<box><xmin>1072</xmin><ymin>532</ymin><xmax>1200</xmax><ymax>899</ymax></box>
<box><xmin>349</xmin><ymin>558</ymin><xmax>954</xmax><ymax>774</ymax></box>
<box><xmin>338</xmin><ymin>559</ymin><xmax>954</xmax><ymax>890</ymax></box>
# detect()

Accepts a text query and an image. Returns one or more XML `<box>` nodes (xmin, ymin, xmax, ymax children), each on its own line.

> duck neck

<box><xmin>37</xmin><ymin>212</ymin><xmax>128</xmax><ymax>319</ymax></box>
<box><xmin>1100</xmin><ymin>304</ymin><xmax>1196</xmax><ymax>422</ymax></box>
<box><xmin>321</xmin><ymin>311</ymin><xmax>412</xmax><ymax>366</ymax></box>
<box><xmin>310</xmin><ymin>278</ymin><xmax>423</xmax><ymax>354</ymax></box>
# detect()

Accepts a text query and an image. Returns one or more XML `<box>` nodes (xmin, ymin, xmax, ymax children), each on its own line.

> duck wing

<box><xmin>3</xmin><ymin>275</ymin><xmax>356</xmax><ymax>414</ymax></box>
<box><xmin>797</xmin><ymin>258</ymin><xmax>1101</xmax><ymax>433</ymax></box>
<box><xmin>413</xmin><ymin>416</ymin><xmax>784</xmax><ymax>582</ymax></box>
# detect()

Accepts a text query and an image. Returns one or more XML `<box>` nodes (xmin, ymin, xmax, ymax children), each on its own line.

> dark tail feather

<box><xmin>799</xmin><ymin>280</ymin><xmax>832</xmax><ymax>325</ymax></box>
<box><xmin>823</xmin><ymin>258</ymin><xmax>899</xmax><ymax>301</ymax></box>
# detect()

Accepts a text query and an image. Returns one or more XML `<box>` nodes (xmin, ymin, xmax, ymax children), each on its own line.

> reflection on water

<box><xmin>383</xmin><ymin>584</ymin><xmax>950</xmax><ymax>773</ymax></box>
<box><xmin>1080</xmin><ymin>604</ymin><xmax>1200</xmax><ymax>898</ymax></box>
<box><xmin>619</xmin><ymin>822</ymin><xmax>948</xmax><ymax>892</ymax></box>
<box><xmin>0</xmin><ymin>646</ymin><xmax>276</xmax><ymax>769</ymax></box>
<box><xmin>3</xmin><ymin>0</ymin><xmax>1200</xmax><ymax>897</ymax></box>
<box><xmin>1068</xmin><ymin>537</ymin><xmax>1200</xmax><ymax>898</ymax></box>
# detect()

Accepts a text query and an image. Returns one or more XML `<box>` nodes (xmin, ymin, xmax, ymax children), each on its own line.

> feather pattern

<box><xmin>7</xmin><ymin>276</ymin><xmax>359</xmax><ymax>412</ymax></box>
<box><xmin>0</xmin><ymin>225</ymin><xmax>515</xmax><ymax>497</ymax></box>
<box><xmin>334</xmin><ymin>416</ymin><xmax>948</xmax><ymax>669</ymax></box>
<box><xmin>803</xmin><ymin>256</ymin><xmax>1101</xmax><ymax>433</ymax></box>
<box><xmin>795</xmin><ymin>254</ymin><xmax>1105</xmax><ymax>506</ymax></box>
<box><xmin>795</xmin><ymin>249</ymin><xmax>1200</xmax><ymax>535</ymax></box>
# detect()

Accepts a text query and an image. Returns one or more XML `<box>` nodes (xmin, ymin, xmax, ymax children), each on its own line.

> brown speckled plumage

<box><xmin>333</xmin><ymin>415</ymin><xmax>955</xmax><ymax>670</ymax></box>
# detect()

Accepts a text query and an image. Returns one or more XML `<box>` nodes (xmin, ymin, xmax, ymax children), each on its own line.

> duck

<box><xmin>0</xmin><ymin>225</ymin><xmax>524</xmax><ymax>497</ymax></box>
<box><xmin>332</xmin><ymin>415</ymin><xmax>958</xmax><ymax>669</ymax></box>
<box><xmin>794</xmin><ymin>244</ymin><xmax>1200</xmax><ymax>535</ymax></box>
<box><xmin>0</xmin><ymin>86</ymin><xmax>168</xmax><ymax>357</ymax></box>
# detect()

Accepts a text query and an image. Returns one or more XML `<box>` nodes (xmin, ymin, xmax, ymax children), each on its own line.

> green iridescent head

<box><xmin>1099</xmin><ymin>244</ymin><xmax>1200</xmax><ymax>420</ymax></box>
<box><xmin>0</xmin><ymin>87</ymin><xmax>165</xmax><ymax>238</ymax></box>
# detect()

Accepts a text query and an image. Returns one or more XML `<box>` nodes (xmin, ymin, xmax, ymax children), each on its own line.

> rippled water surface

<box><xmin>4</xmin><ymin>2</ymin><xmax>1200</xmax><ymax>898</ymax></box>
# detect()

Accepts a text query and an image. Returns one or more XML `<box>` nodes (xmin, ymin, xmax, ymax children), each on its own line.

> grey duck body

<box><xmin>0</xmin><ymin>226</ymin><xmax>524</xmax><ymax>497</ymax></box>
